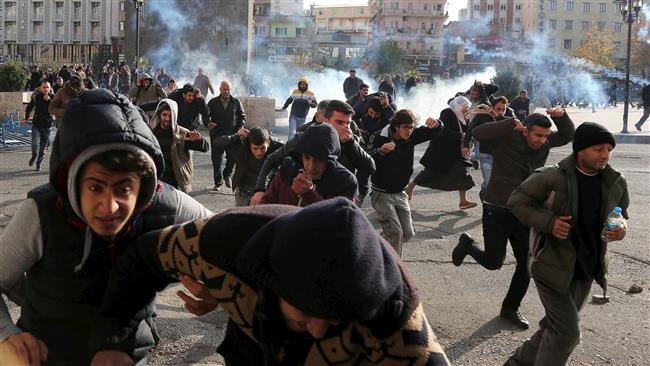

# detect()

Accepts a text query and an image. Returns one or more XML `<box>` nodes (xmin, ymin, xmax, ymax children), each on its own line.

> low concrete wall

<box><xmin>239</xmin><ymin>97</ymin><xmax>276</xmax><ymax>129</ymax></box>
<box><xmin>0</xmin><ymin>92</ymin><xmax>28</xmax><ymax>118</ymax></box>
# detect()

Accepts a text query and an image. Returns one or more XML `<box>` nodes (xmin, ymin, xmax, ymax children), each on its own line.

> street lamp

<box><xmin>133</xmin><ymin>0</ymin><xmax>145</xmax><ymax>70</ymax></box>
<box><xmin>613</xmin><ymin>0</ymin><xmax>643</xmax><ymax>133</ymax></box>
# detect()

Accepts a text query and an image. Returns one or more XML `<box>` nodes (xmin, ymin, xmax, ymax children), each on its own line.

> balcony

<box><xmin>4</xmin><ymin>32</ymin><xmax>17</xmax><ymax>40</ymax></box>
<box><xmin>90</xmin><ymin>13</ymin><xmax>101</xmax><ymax>21</ymax></box>
<box><xmin>32</xmin><ymin>12</ymin><xmax>44</xmax><ymax>21</ymax></box>
<box><xmin>382</xmin><ymin>8</ymin><xmax>448</xmax><ymax>17</ymax></box>
<box><xmin>4</xmin><ymin>11</ymin><xmax>17</xmax><ymax>21</ymax></box>
<box><xmin>90</xmin><ymin>33</ymin><xmax>102</xmax><ymax>42</ymax></box>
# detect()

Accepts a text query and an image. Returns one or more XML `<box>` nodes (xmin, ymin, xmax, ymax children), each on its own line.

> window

<box><xmin>74</xmin><ymin>2</ymin><xmax>81</xmax><ymax>19</ymax></box>
<box><xmin>56</xmin><ymin>22</ymin><xmax>64</xmax><ymax>37</ymax></box>
<box><xmin>275</xmin><ymin>27</ymin><xmax>287</xmax><ymax>36</ymax></box>
<box><xmin>566</xmin><ymin>1</ymin><xmax>574</xmax><ymax>11</ymax></box>
<box><xmin>359</xmin><ymin>8</ymin><xmax>364</xmax><ymax>14</ymax></box>
<box><xmin>91</xmin><ymin>22</ymin><xmax>100</xmax><ymax>40</ymax></box>
<box><xmin>119</xmin><ymin>21</ymin><xmax>125</xmax><ymax>31</ymax></box>
<box><xmin>296</xmin><ymin>27</ymin><xmax>305</xmax><ymax>37</ymax></box>
<box><xmin>255</xmin><ymin>25</ymin><xmax>267</xmax><ymax>35</ymax></box>
<box><xmin>423</xmin><ymin>3</ymin><xmax>428</xmax><ymax>10</ymax></box>
<box><xmin>597</xmin><ymin>21</ymin><xmax>605</xmax><ymax>30</ymax></box>
<box><xmin>55</xmin><ymin>2</ymin><xmax>64</xmax><ymax>18</ymax></box>
<box><xmin>473</xmin><ymin>4</ymin><xmax>480</xmax><ymax>11</ymax></box>
<box><xmin>550</xmin><ymin>1</ymin><xmax>557</xmax><ymax>11</ymax></box>
<box><xmin>91</xmin><ymin>2</ymin><xmax>101</xmax><ymax>18</ymax></box>
<box><xmin>515</xmin><ymin>4</ymin><xmax>522</xmax><ymax>11</ymax></box>
<box><xmin>614</xmin><ymin>22</ymin><xmax>623</xmax><ymax>32</ymax></box>
<box><xmin>487</xmin><ymin>4</ymin><xmax>494</xmax><ymax>10</ymax></box>
<box><xmin>500</xmin><ymin>18</ymin><xmax>506</xmax><ymax>24</ymax></box>
<box><xmin>254</xmin><ymin>5</ymin><xmax>266</xmax><ymax>16</ymax></box>
<box><xmin>120</xmin><ymin>1</ymin><xmax>125</xmax><ymax>12</ymax></box>
<box><xmin>565</xmin><ymin>20</ymin><xmax>573</xmax><ymax>30</ymax></box>
<box><xmin>515</xmin><ymin>17</ymin><xmax>521</xmax><ymax>25</ymax></box>
<box><xmin>598</xmin><ymin>3</ymin><xmax>606</xmax><ymax>12</ymax></box>
<box><xmin>582</xmin><ymin>21</ymin><xmax>590</xmax><ymax>30</ymax></box>
<box><xmin>564</xmin><ymin>39</ymin><xmax>572</xmax><ymax>49</ymax></box>
<box><xmin>33</xmin><ymin>21</ymin><xmax>43</xmax><ymax>38</ymax></box>
<box><xmin>549</xmin><ymin>19</ymin><xmax>557</xmax><ymax>30</ymax></box>
<box><xmin>390</xmin><ymin>2</ymin><xmax>398</xmax><ymax>10</ymax></box>
<box><xmin>33</xmin><ymin>2</ymin><xmax>43</xmax><ymax>19</ymax></box>
<box><xmin>500</xmin><ymin>4</ymin><xmax>506</xmax><ymax>10</ymax></box>
<box><xmin>582</xmin><ymin>2</ymin><xmax>591</xmax><ymax>12</ymax></box>
<box><xmin>613</xmin><ymin>41</ymin><xmax>621</xmax><ymax>50</ymax></box>
<box><xmin>548</xmin><ymin>38</ymin><xmax>556</xmax><ymax>48</ymax></box>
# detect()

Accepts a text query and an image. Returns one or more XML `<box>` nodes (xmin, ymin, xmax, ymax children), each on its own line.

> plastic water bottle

<box><xmin>601</xmin><ymin>207</ymin><xmax>623</xmax><ymax>243</ymax></box>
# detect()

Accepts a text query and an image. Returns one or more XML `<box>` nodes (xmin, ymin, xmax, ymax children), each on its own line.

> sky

<box><xmin>304</xmin><ymin>0</ymin><xmax>468</xmax><ymax>22</ymax></box>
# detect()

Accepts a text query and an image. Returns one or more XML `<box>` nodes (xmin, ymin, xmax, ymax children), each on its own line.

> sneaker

<box><xmin>635</xmin><ymin>123</ymin><xmax>643</xmax><ymax>132</ymax></box>
<box><xmin>29</xmin><ymin>156</ymin><xmax>36</xmax><ymax>166</ymax></box>
<box><xmin>211</xmin><ymin>184</ymin><xmax>222</xmax><ymax>192</ymax></box>
<box><xmin>224</xmin><ymin>176</ymin><xmax>232</xmax><ymax>189</ymax></box>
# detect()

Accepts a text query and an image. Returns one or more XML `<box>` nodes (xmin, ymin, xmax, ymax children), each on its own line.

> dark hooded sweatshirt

<box><xmin>0</xmin><ymin>89</ymin><xmax>211</xmax><ymax>365</ymax></box>
<box><xmin>89</xmin><ymin>199</ymin><xmax>450</xmax><ymax>365</ymax></box>
<box><xmin>261</xmin><ymin>123</ymin><xmax>357</xmax><ymax>206</ymax></box>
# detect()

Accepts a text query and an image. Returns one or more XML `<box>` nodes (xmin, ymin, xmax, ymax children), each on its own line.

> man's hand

<box><xmin>332</xmin><ymin>123</ymin><xmax>353</xmax><ymax>143</ymax></box>
<box><xmin>0</xmin><ymin>332</ymin><xmax>48</xmax><ymax>366</ymax></box>
<box><xmin>291</xmin><ymin>172</ymin><xmax>314</xmax><ymax>196</ymax></box>
<box><xmin>250</xmin><ymin>191</ymin><xmax>265</xmax><ymax>206</ymax></box>
<box><xmin>546</xmin><ymin>108</ymin><xmax>565</xmax><ymax>118</ymax></box>
<box><xmin>488</xmin><ymin>108</ymin><xmax>498</xmax><ymax>119</ymax></box>
<box><xmin>425</xmin><ymin>117</ymin><xmax>439</xmax><ymax>129</ymax></box>
<box><xmin>176</xmin><ymin>275</ymin><xmax>219</xmax><ymax>316</ymax></box>
<box><xmin>380</xmin><ymin>142</ymin><xmax>396</xmax><ymax>154</ymax></box>
<box><xmin>513</xmin><ymin>119</ymin><xmax>527</xmax><ymax>133</ymax></box>
<box><xmin>42</xmin><ymin>94</ymin><xmax>50</xmax><ymax>102</ymax></box>
<box><xmin>90</xmin><ymin>350</ymin><xmax>133</xmax><ymax>366</ymax></box>
<box><xmin>207</xmin><ymin>122</ymin><xmax>217</xmax><ymax>129</ymax></box>
<box><xmin>237</xmin><ymin>128</ymin><xmax>249</xmax><ymax>139</ymax></box>
<box><xmin>605</xmin><ymin>225</ymin><xmax>626</xmax><ymax>242</ymax></box>
<box><xmin>185</xmin><ymin>130</ymin><xmax>202</xmax><ymax>141</ymax></box>
<box><xmin>551</xmin><ymin>215</ymin><xmax>572</xmax><ymax>240</ymax></box>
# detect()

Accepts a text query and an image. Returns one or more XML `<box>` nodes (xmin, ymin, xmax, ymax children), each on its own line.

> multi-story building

<box><xmin>368</xmin><ymin>0</ymin><xmax>449</xmax><ymax>76</ymax></box>
<box><xmin>467</xmin><ymin>0</ymin><xmax>534</xmax><ymax>41</ymax></box>
<box><xmin>529</xmin><ymin>0</ymin><xmax>627</xmax><ymax>61</ymax></box>
<box><xmin>311</xmin><ymin>4</ymin><xmax>370</xmax><ymax>68</ymax></box>
<box><xmin>312</xmin><ymin>4</ymin><xmax>370</xmax><ymax>32</ymax></box>
<box><xmin>1</xmin><ymin>0</ymin><xmax>125</xmax><ymax>63</ymax></box>
<box><xmin>253</xmin><ymin>0</ymin><xmax>313</xmax><ymax>64</ymax></box>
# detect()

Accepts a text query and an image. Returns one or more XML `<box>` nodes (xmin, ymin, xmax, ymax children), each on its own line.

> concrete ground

<box><xmin>0</xmin><ymin>105</ymin><xmax>648</xmax><ymax>365</ymax></box>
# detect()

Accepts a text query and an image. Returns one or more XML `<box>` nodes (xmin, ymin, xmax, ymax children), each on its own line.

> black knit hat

<box><xmin>573</xmin><ymin>122</ymin><xmax>616</xmax><ymax>153</ymax></box>
<box><xmin>236</xmin><ymin>197</ymin><xmax>402</xmax><ymax>322</ymax></box>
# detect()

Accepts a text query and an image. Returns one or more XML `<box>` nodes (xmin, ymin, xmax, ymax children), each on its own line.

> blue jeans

<box><xmin>478</xmin><ymin>153</ymin><xmax>493</xmax><ymax>191</ymax></box>
<box><xmin>31</xmin><ymin>127</ymin><xmax>51</xmax><ymax>165</ymax></box>
<box><xmin>288</xmin><ymin>115</ymin><xmax>307</xmax><ymax>140</ymax></box>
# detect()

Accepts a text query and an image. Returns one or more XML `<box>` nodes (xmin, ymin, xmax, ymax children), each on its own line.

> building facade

<box><xmin>1</xmin><ymin>0</ymin><xmax>125</xmax><ymax>63</ymax></box>
<box><xmin>529</xmin><ymin>0</ymin><xmax>627</xmax><ymax>60</ymax></box>
<box><xmin>369</xmin><ymin>0</ymin><xmax>449</xmax><ymax>76</ymax></box>
<box><xmin>253</xmin><ymin>0</ymin><xmax>313</xmax><ymax>64</ymax></box>
<box><xmin>310</xmin><ymin>4</ymin><xmax>370</xmax><ymax>68</ymax></box>
<box><xmin>312</xmin><ymin>4</ymin><xmax>370</xmax><ymax>33</ymax></box>
<box><xmin>467</xmin><ymin>0</ymin><xmax>534</xmax><ymax>41</ymax></box>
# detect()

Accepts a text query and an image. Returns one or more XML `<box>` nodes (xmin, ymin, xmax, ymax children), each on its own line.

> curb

<box><xmin>614</xmin><ymin>133</ymin><xmax>650</xmax><ymax>144</ymax></box>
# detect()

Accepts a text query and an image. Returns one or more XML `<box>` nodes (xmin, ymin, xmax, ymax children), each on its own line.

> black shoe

<box><xmin>452</xmin><ymin>233</ymin><xmax>474</xmax><ymax>266</ymax></box>
<box><xmin>635</xmin><ymin>123</ymin><xmax>642</xmax><ymax>131</ymax></box>
<box><xmin>500</xmin><ymin>308</ymin><xmax>530</xmax><ymax>329</ymax></box>
<box><xmin>35</xmin><ymin>163</ymin><xmax>41</xmax><ymax>171</ymax></box>
<box><xmin>224</xmin><ymin>176</ymin><xmax>232</xmax><ymax>189</ymax></box>
<box><xmin>29</xmin><ymin>156</ymin><xmax>36</xmax><ymax>166</ymax></box>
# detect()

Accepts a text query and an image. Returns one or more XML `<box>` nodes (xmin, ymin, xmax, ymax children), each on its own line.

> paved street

<box><xmin>1</xmin><ymin>106</ymin><xmax>649</xmax><ymax>365</ymax></box>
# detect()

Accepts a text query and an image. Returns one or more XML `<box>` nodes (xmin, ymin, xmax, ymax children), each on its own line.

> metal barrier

<box><xmin>1</xmin><ymin>110</ymin><xmax>31</xmax><ymax>149</ymax></box>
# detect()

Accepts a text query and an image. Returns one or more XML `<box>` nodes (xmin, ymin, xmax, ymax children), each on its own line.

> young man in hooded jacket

<box><xmin>261</xmin><ymin>123</ymin><xmax>357</xmax><ymax>206</ymax></box>
<box><xmin>149</xmin><ymin>99</ymin><xmax>210</xmax><ymax>193</ymax></box>
<box><xmin>88</xmin><ymin>198</ymin><xmax>451</xmax><ymax>366</ymax></box>
<box><xmin>281</xmin><ymin>77</ymin><xmax>317</xmax><ymax>139</ymax></box>
<box><xmin>0</xmin><ymin>89</ymin><xmax>212</xmax><ymax>366</ymax></box>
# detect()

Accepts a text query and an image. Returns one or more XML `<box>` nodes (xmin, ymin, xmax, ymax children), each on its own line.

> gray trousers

<box><xmin>506</xmin><ymin>278</ymin><xmax>593</xmax><ymax>366</ymax></box>
<box><xmin>370</xmin><ymin>190</ymin><xmax>414</xmax><ymax>256</ymax></box>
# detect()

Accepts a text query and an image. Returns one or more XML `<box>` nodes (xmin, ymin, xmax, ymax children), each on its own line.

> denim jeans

<box><xmin>478</xmin><ymin>153</ymin><xmax>493</xmax><ymax>191</ymax></box>
<box><xmin>31</xmin><ymin>127</ymin><xmax>51</xmax><ymax>165</ymax></box>
<box><xmin>637</xmin><ymin>105</ymin><xmax>649</xmax><ymax>128</ymax></box>
<box><xmin>370</xmin><ymin>190</ymin><xmax>414</xmax><ymax>256</ymax></box>
<box><xmin>288</xmin><ymin>115</ymin><xmax>307</xmax><ymax>140</ymax></box>
<box><xmin>466</xmin><ymin>204</ymin><xmax>530</xmax><ymax>311</ymax></box>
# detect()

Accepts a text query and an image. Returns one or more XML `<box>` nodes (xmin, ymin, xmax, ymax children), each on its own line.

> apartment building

<box><xmin>310</xmin><ymin>4</ymin><xmax>370</xmax><ymax>68</ymax></box>
<box><xmin>467</xmin><ymin>0</ymin><xmax>535</xmax><ymax>41</ymax></box>
<box><xmin>253</xmin><ymin>0</ymin><xmax>313</xmax><ymax>63</ymax></box>
<box><xmin>312</xmin><ymin>4</ymin><xmax>370</xmax><ymax>33</ymax></box>
<box><xmin>1</xmin><ymin>0</ymin><xmax>125</xmax><ymax>63</ymax></box>
<box><xmin>369</xmin><ymin>0</ymin><xmax>449</xmax><ymax>75</ymax></box>
<box><xmin>531</xmin><ymin>0</ymin><xmax>628</xmax><ymax>60</ymax></box>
